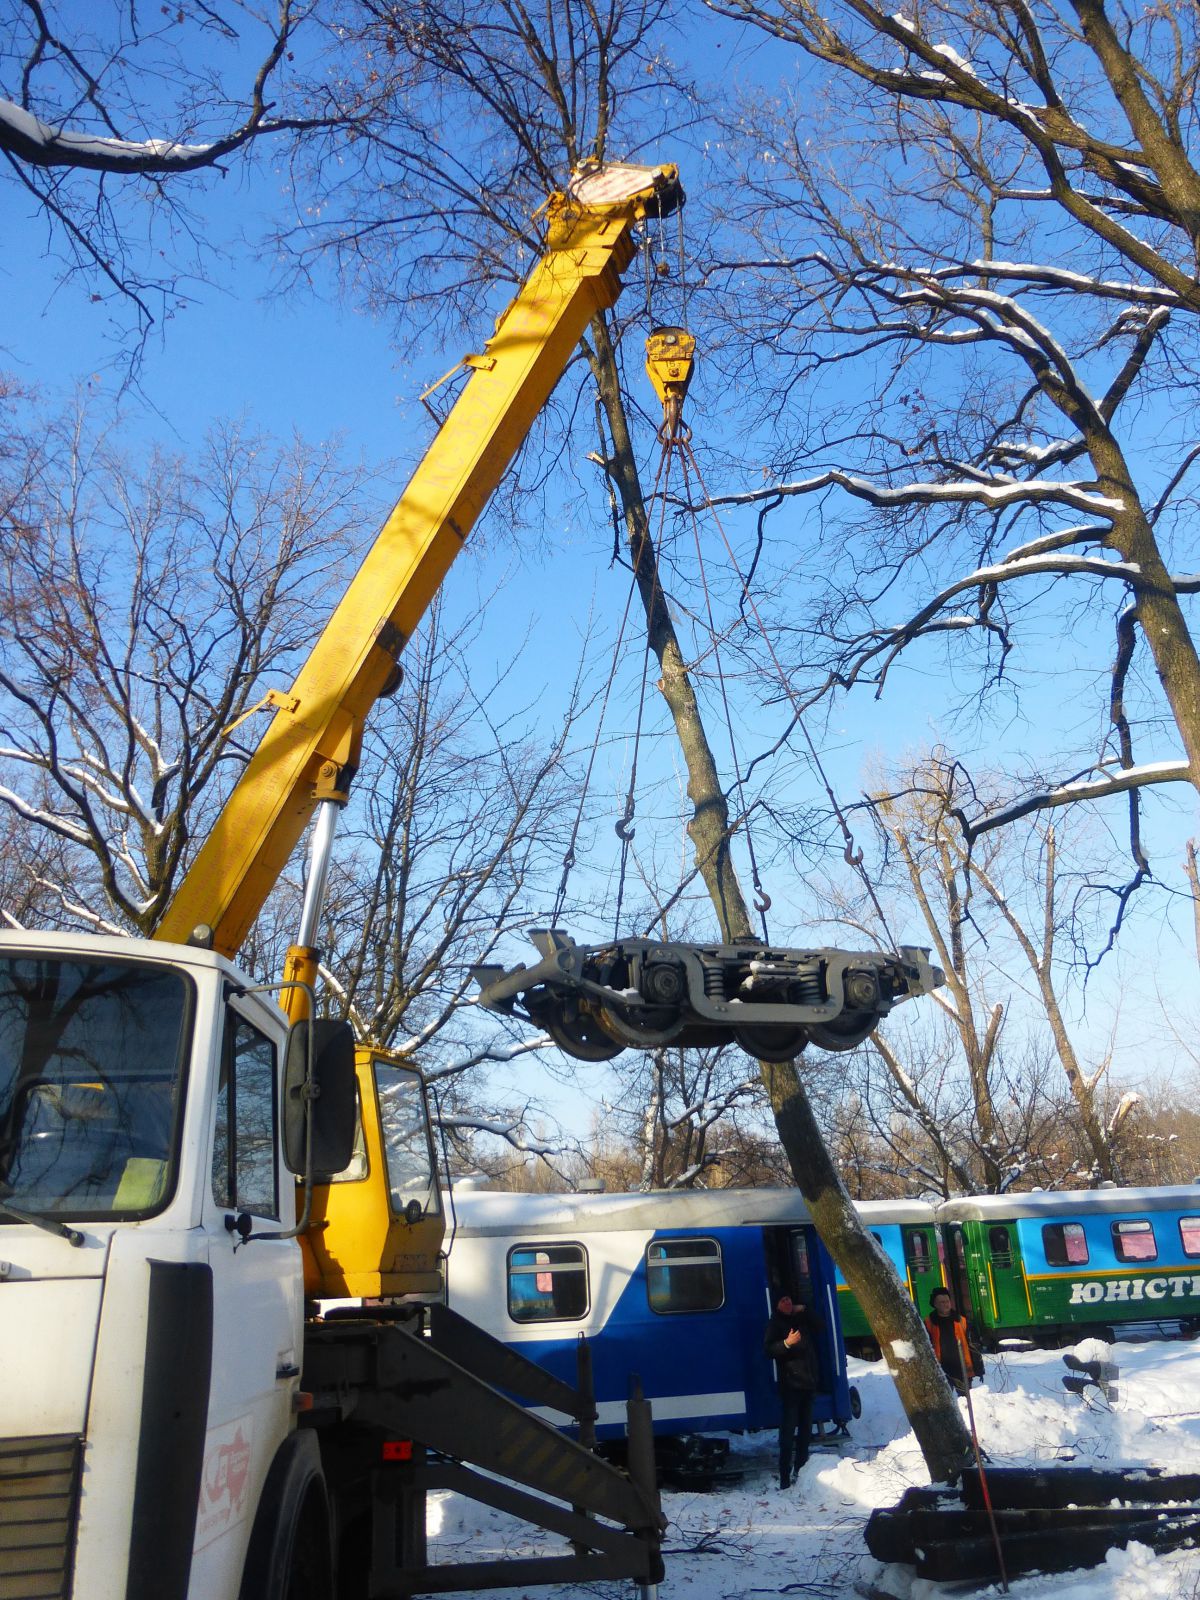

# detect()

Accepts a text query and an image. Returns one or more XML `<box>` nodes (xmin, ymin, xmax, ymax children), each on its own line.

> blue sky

<box><xmin>3</xmin><ymin>12</ymin><xmax>1198</xmax><ymax>1147</ymax></box>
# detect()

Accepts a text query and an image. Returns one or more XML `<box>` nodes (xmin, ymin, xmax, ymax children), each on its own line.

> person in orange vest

<box><xmin>924</xmin><ymin>1287</ymin><xmax>981</xmax><ymax>1395</ymax></box>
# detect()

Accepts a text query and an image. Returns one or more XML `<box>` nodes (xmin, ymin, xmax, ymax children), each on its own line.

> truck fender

<box><xmin>237</xmin><ymin>1429</ymin><xmax>332</xmax><ymax>1600</ymax></box>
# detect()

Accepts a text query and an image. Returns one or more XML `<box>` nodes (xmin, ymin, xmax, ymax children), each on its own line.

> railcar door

<box><xmin>831</xmin><ymin>1230</ymin><xmax>884</xmax><ymax>1354</ymax></box>
<box><xmin>978</xmin><ymin>1220</ymin><xmax>1033</xmax><ymax>1334</ymax></box>
<box><xmin>901</xmin><ymin>1223</ymin><xmax>941</xmax><ymax>1311</ymax></box>
<box><xmin>763</xmin><ymin>1225</ymin><xmax>816</xmax><ymax>1336</ymax></box>
<box><xmin>943</xmin><ymin>1222</ymin><xmax>987</xmax><ymax>1328</ymax></box>
<box><xmin>762</xmin><ymin>1226</ymin><xmax>848</xmax><ymax>1428</ymax></box>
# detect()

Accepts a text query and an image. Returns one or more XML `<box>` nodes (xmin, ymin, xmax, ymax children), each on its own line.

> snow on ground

<box><xmin>424</xmin><ymin>1334</ymin><xmax>1200</xmax><ymax>1600</ymax></box>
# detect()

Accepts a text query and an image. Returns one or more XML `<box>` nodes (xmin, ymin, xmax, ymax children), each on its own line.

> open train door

<box><xmin>901</xmin><ymin>1220</ymin><xmax>943</xmax><ymax>1313</ymax></box>
<box><xmin>762</xmin><ymin>1225</ymin><xmax>852</xmax><ymax>1432</ymax></box>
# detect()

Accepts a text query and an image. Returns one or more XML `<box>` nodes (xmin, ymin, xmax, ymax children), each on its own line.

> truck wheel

<box><xmin>238</xmin><ymin>1432</ymin><xmax>333</xmax><ymax>1600</ymax></box>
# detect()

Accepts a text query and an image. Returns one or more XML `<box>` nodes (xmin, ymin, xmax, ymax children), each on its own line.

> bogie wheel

<box><xmin>541</xmin><ymin>1007</ymin><xmax>624</xmax><ymax>1061</ymax></box>
<box><xmin>598</xmin><ymin>1004</ymin><xmax>683</xmax><ymax>1049</ymax></box>
<box><xmin>733</xmin><ymin>1025</ymin><xmax>810</xmax><ymax>1063</ymax></box>
<box><xmin>807</xmin><ymin>1017</ymin><xmax>877</xmax><ymax>1053</ymax></box>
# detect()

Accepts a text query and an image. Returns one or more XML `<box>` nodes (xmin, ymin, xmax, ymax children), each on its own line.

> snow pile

<box><xmin>424</xmin><ymin>1335</ymin><xmax>1200</xmax><ymax>1599</ymax></box>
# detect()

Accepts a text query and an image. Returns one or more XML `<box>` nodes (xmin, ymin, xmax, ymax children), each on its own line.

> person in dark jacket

<box><xmin>923</xmin><ymin>1286</ymin><xmax>980</xmax><ymax>1395</ymax></box>
<box><xmin>763</xmin><ymin>1293</ymin><xmax>824</xmax><ymax>1489</ymax></box>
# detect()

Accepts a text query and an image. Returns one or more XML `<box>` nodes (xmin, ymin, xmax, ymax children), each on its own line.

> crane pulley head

<box><xmin>564</xmin><ymin>160</ymin><xmax>684</xmax><ymax>220</ymax></box>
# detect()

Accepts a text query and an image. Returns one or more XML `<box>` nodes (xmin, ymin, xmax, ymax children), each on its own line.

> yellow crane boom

<box><xmin>154</xmin><ymin>162</ymin><xmax>682</xmax><ymax>960</ymax></box>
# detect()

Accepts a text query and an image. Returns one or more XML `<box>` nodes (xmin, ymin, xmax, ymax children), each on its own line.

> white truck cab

<box><xmin>0</xmin><ymin>929</ymin><xmax>306</xmax><ymax>1600</ymax></box>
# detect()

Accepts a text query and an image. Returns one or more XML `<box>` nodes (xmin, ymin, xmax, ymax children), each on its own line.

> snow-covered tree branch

<box><xmin>697</xmin><ymin>0</ymin><xmax>1200</xmax><ymax>856</ymax></box>
<box><xmin>0</xmin><ymin>2</ymin><xmax>352</xmax><ymax>341</ymax></box>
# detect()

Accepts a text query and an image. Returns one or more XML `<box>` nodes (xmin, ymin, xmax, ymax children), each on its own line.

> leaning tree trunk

<box><xmin>587</xmin><ymin>315</ymin><xmax>973</xmax><ymax>1482</ymax></box>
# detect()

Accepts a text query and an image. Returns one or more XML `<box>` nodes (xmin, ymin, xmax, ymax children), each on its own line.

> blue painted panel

<box><xmin>1014</xmin><ymin>1207</ymin><xmax>1200</xmax><ymax>1276</ymax></box>
<box><xmin>831</xmin><ymin>1222</ymin><xmax>906</xmax><ymax>1286</ymax></box>
<box><xmin>566</xmin><ymin>1223</ymin><xmax>849</xmax><ymax>1438</ymax></box>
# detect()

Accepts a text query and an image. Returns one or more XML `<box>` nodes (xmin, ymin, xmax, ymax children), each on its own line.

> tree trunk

<box><xmin>1186</xmin><ymin>842</ymin><xmax>1200</xmax><ymax>970</ymax></box>
<box><xmin>963</xmin><ymin>831</ymin><xmax>1117</xmax><ymax>1182</ymax></box>
<box><xmin>588</xmin><ymin>315</ymin><xmax>973</xmax><ymax>1482</ymax></box>
<box><xmin>1091</xmin><ymin>437</ymin><xmax>1200</xmax><ymax>794</ymax></box>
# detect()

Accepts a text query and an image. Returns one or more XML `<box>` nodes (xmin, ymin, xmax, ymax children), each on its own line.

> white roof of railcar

<box><xmin>444</xmin><ymin>1186</ymin><xmax>935</xmax><ymax>1237</ymax></box>
<box><xmin>937</xmin><ymin>1184</ymin><xmax>1200</xmax><ymax>1222</ymax></box>
<box><xmin>854</xmin><ymin>1197</ymin><xmax>938</xmax><ymax>1226</ymax></box>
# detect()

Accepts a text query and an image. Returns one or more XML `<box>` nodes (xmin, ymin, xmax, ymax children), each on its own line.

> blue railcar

<box><xmin>443</xmin><ymin>1186</ymin><xmax>854</xmax><ymax>1443</ymax></box>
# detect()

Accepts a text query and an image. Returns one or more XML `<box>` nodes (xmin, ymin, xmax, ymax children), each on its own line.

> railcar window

<box><xmin>1112</xmin><ymin>1219</ymin><xmax>1157</xmax><ymax>1262</ymax></box>
<box><xmin>988</xmin><ymin>1226</ymin><xmax>1013</xmax><ymax>1268</ymax></box>
<box><xmin>646</xmin><ymin>1238</ymin><xmax>724</xmax><ymax>1314</ymax></box>
<box><xmin>507</xmin><ymin>1243</ymin><xmax>589</xmax><ymax>1323</ymax></box>
<box><xmin>1042</xmin><ymin>1222</ymin><xmax>1088</xmax><ymax>1266</ymax></box>
<box><xmin>1180</xmin><ymin>1217</ymin><xmax>1200</xmax><ymax>1257</ymax></box>
<box><xmin>904</xmin><ymin>1230</ymin><xmax>932</xmax><ymax>1271</ymax></box>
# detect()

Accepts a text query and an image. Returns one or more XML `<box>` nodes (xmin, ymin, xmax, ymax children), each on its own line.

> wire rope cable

<box><xmin>672</xmin><ymin>435</ymin><xmax>899</xmax><ymax>950</ymax></box>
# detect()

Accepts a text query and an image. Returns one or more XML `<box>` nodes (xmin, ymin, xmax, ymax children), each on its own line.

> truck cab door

<box><xmin>192</xmin><ymin>1001</ymin><xmax>302</xmax><ymax>1595</ymax></box>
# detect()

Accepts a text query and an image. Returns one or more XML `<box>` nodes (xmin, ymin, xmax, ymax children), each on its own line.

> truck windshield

<box><xmin>0</xmin><ymin>956</ymin><xmax>190</xmax><ymax>1220</ymax></box>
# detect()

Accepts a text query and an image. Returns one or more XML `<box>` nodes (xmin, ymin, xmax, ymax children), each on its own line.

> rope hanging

<box><xmin>637</xmin><ymin>230</ymin><xmax>896</xmax><ymax>946</ymax></box>
<box><xmin>612</xmin><ymin>419</ymin><xmax>676</xmax><ymax>936</ymax></box>
<box><xmin>668</xmin><ymin>431</ymin><xmax>899</xmax><ymax>950</ymax></box>
<box><xmin>564</xmin><ymin>196</ymin><xmax>894</xmax><ymax>953</ymax></box>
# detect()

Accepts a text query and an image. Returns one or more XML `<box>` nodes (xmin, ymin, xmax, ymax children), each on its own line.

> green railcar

<box><xmin>939</xmin><ymin>1186</ymin><xmax>1200</xmax><ymax>1346</ymax></box>
<box><xmin>836</xmin><ymin>1199</ymin><xmax>941</xmax><ymax>1356</ymax></box>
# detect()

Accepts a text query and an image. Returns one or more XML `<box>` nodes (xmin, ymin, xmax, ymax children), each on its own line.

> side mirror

<box><xmin>283</xmin><ymin>1018</ymin><xmax>356</xmax><ymax>1176</ymax></box>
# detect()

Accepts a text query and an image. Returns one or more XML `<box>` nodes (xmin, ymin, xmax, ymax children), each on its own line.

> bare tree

<box><xmin>1186</xmin><ymin>840</ymin><xmax>1200</xmax><ymax>969</ymax></box>
<box><xmin>0</xmin><ymin>802</ymin><xmax>74</xmax><ymax>931</ymax></box>
<box><xmin>1127</xmin><ymin>1085</ymin><xmax>1200</xmax><ymax>1185</ymax></box>
<box><xmin>962</xmin><ymin>822</ymin><xmax>1132</xmax><ymax>1178</ymax></box>
<box><xmin>835</xmin><ymin>1014</ymin><xmax>1129</xmax><ymax>1195</ymax></box>
<box><xmin>1</xmin><ymin>2</ymin><xmax>350</xmax><ymax>342</ymax></box>
<box><xmin>0</xmin><ymin>396</ymin><xmax>370</xmax><ymax>932</ymax></box>
<box><xmin>869</xmin><ymin>762</ymin><xmax>1133</xmax><ymax>1181</ymax></box>
<box><xmin>699</xmin><ymin>0</ymin><xmax>1200</xmax><ymax>938</ymax></box>
<box><xmin>872</xmin><ymin>786</ymin><xmax>1008</xmax><ymax>1188</ymax></box>
<box><xmin>607</xmin><ymin>1041</ymin><xmax>766</xmax><ymax>1189</ymax></box>
<box><xmin>296</xmin><ymin>0</ymin><xmax>971</xmax><ymax>1478</ymax></box>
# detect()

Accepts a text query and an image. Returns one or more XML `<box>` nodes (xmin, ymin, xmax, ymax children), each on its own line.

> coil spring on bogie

<box><xmin>700</xmin><ymin>958</ymin><xmax>727</xmax><ymax>998</ymax></box>
<box><xmin>790</xmin><ymin>970</ymin><xmax>825</xmax><ymax>1006</ymax></box>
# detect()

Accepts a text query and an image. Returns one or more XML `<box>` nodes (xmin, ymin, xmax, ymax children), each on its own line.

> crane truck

<box><xmin>0</xmin><ymin>160</ymin><xmax>684</xmax><ymax>1600</ymax></box>
<box><xmin>0</xmin><ymin>156</ymin><xmax>942</xmax><ymax>1600</ymax></box>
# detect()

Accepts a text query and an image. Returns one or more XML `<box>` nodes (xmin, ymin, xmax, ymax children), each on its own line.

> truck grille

<box><xmin>0</xmin><ymin>1436</ymin><xmax>81</xmax><ymax>1600</ymax></box>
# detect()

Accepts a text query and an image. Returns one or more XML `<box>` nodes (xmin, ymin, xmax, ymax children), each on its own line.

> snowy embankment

<box><xmin>425</xmin><ymin>1336</ymin><xmax>1200</xmax><ymax>1599</ymax></box>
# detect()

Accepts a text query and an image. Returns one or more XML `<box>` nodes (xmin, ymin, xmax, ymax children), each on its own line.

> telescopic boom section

<box><xmin>154</xmin><ymin>163</ymin><xmax>683</xmax><ymax>957</ymax></box>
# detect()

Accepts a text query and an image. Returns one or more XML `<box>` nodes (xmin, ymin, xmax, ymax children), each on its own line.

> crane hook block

<box><xmin>471</xmin><ymin>930</ymin><xmax>943</xmax><ymax>1064</ymax></box>
<box><xmin>646</xmin><ymin>326</ymin><xmax>696</xmax><ymax>436</ymax></box>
